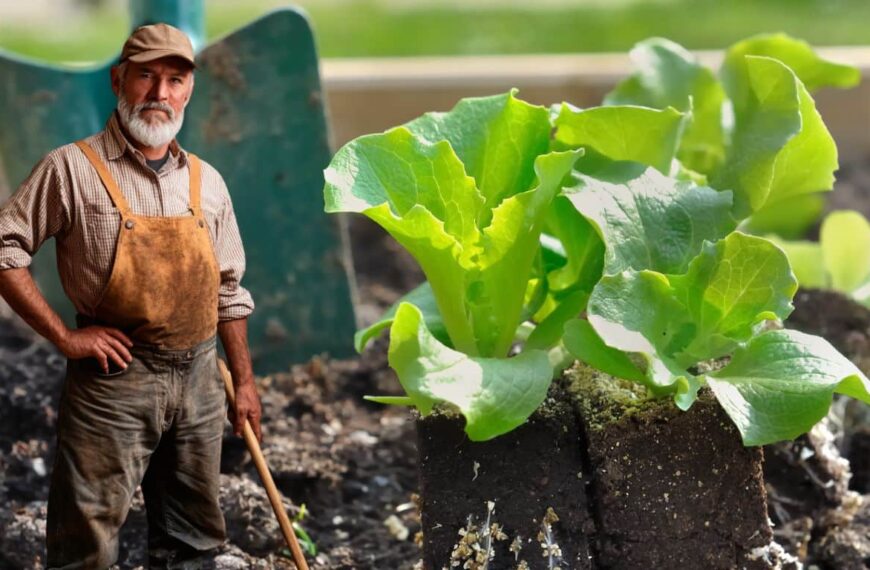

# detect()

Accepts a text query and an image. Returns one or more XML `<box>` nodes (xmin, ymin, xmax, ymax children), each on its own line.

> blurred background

<box><xmin>2</xmin><ymin>0</ymin><xmax>870</xmax><ymax>62</ymax></box>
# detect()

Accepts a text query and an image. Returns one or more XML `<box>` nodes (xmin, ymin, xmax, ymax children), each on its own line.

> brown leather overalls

<box><xmin>47</xmin><ymin>141</ymin><xmax>228</xmax><ymax>569</ymax></box>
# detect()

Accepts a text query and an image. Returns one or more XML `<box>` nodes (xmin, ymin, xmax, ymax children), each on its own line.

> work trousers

<box><xmin>46</xmin><ymin>336</ymin><xmax>227</xmax><ymax>569</ymax></box>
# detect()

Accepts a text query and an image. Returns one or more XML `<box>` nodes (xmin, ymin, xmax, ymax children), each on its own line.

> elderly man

<box><xmin>0</xmin><ymin>24</ymin><xmax>262</xmax><ymax>568</ymax></box>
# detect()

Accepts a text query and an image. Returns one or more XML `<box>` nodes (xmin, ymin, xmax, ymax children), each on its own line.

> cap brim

<box><xmin>126</xmin><ymin>49</ymin><xmax>196</xmax><ymax>68</ymax></box>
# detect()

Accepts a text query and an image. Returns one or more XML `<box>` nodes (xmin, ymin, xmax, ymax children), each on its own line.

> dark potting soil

<box><xmin>787</xmin><ymin>288</ymin><xmax>870</xmax><ymax>494</ymax></box>
<box><xmin>788</xmin><ymin>288</ymin><xmax>870</xmax><ymax>367</ymax></box>
<box><xmin>416</xmin><ymin>385</ymin><xmax>593</xmax><ymax>570</ymax></box>
<box><xmin>567</xmin><ymin>366</ymin><xmax>777</xmax><ymax>569</ymax></box>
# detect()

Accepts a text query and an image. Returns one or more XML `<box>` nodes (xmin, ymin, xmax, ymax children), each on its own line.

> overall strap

<box><xmin>187</xmin><ymin>153</ymin><xmax>203</xmax><ymax>217</ymax></box>
<box><xmin>74</xmin><ymin>140</ymin><xmax>132</xmax><ymax>218</ymax></box>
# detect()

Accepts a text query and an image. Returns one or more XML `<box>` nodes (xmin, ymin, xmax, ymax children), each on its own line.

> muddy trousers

<box><xmin>46</xmin><ymin>337</ymin><xmax>227</xmax><ymax>569</ymax></box>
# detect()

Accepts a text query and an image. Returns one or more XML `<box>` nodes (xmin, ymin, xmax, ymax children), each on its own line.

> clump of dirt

<box><xmin>416</xmin><ymin>385</ymin><xmax>593</xmax><ymax>570</ymax></box>
<box><xmin>567</xmin><ymin>364</ymin><xmax>783</xmax><ymax>569</ymax></box>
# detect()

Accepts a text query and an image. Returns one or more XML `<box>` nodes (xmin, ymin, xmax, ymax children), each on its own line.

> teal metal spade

<box><xmin>0</xmin><ymin>0</ymin><xmax>357</xmax><ymax>373</ymax></box>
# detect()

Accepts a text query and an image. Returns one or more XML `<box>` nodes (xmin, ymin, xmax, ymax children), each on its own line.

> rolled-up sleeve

<box><xmin>0</xmin><ymin>153</ymin><xmax>71</xmax><ymax>270</ymax></box>
<box><xmin>214</xmin><ymin>184</ymin><xmax>255</xmax><ymax>321</ymax></box>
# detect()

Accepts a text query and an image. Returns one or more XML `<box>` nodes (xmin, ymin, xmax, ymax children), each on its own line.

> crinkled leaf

<box><xmin>553</xmin><ymin>104</ymin><xmax>685</xmax><ymax>173</ymax></box>
<box><xmin>565</xmin><ymin>164</ymin><xmax>735</xmax><ymax>275</ymax></box>
<box><xmin>714</xmin><ymin>56</ymin><xmax>801</xmax><ymax>217</ymax></box>
<box><xmin>404</xmin><ymin>89</ymin><xmax>551</xmax><ymax>214</ymax></box>
<box><xmin>583</xmin><ymin>275</ymin><xmax>697</xmax><ymax>398</ymax></box>
<box><xmin>762</xmin><ymin>78</ymin><xmax>837</xmax><ymax>208</ymax></box>
<box><xmin>670</xmin><ymin>232</ymin><xmax>797</xmax><ymax>364</ymax></box>
<box><xmin>325</xmin><ymin>92</ymin><xmax>581</xmax><ymax>357</ymax></box>
<box><xmin>354</xmin><ymin>281</ymin><xmax>449</xmax><ymax>353</ymax></box>
<box><xmin>388</xmin><ymin>303</ymin><xmax>553</xmax><ymax>441</ymax></box>
<box><xmin>588</xmin><ymin>233</ymin><xmax>795</xmax><ymax>369</ymax></box>
<box><xmin>563</xmin><ymin>318</ymin><xmax>646</xmax><ymax>383</ymax></box>
<box><xmin>708</xmin><ymin>329</ymin><xmax>870</xmax><ymax>446</ymax></box>
<box><xmin>588</xmin><ymin>270</ymin><xmax>693</xmax><ymax>364</ymax></box>
<box><xmin>721</xmin><ymin>33</ymin><xmax>860</xmax><ymax>111</ymax></box>
<box><xmin>821</xmin><ymin>210</ymin><xmax>870</xmax><ymax>293</ymax></box>
<box><xmin>324</xmin><ymin>127</ymin><xmax>484</xmax><ymax>243</ymax></box>
<box><xmin>715</xmin><ymin>56</ymin><xmax>836</xmax><ymax>218</ymax></box>
<box><xmin>606</xmin><ymin>37</ymin><xmax>727</xmax><ymax>175</ymax></box>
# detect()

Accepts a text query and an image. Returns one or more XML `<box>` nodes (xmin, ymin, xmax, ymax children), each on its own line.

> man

<box><xmin>0</xmin><ymin>23</ymin><xmax>262</xmax><ymax>569</ymax></box>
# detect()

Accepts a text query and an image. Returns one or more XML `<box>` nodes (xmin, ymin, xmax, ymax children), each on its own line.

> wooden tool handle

<box><xmin>218</xmin><ymin>359</ymin><xmax>310</xmax><ymax>570</ymax></box>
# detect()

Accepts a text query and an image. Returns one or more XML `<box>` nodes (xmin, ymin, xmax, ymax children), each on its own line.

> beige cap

<box><xmin>120</xmin><ymin>23</ymin><xmax>196</xmax><ymax>68</ymax></box>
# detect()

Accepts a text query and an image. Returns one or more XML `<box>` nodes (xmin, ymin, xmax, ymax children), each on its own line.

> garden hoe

<box><xmin>0</xmin><ymin>0</ymin><xmax>357</xmax><ymax>375</ymax></box>
<box><xmin>219</xmin><ymin>359</ymin><xmax>310</xmax><ymax>570</ymax></box>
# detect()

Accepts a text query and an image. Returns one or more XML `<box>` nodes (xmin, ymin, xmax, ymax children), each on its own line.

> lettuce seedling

<box><xmin>606</xmin><ymin>33</ymin><xmax>860</xmax><ymax>237</ymax></box>
<box><xmin>324</xmin><ymin>91</ymin><xmax>582</xmax><ymax>440</ymax></box>
<box><xmin>547</xmin><ymin>36</ymin><xmax>870</xmax><ymax>446</ymax></box>
<box><xmin>773</xmin><ymin>210</ymin><xmax>870</xmax><ymax>304</ymax></box>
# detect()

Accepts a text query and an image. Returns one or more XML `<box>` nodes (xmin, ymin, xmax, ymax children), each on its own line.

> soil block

<box><xmin>417</xmin><ymin>388</ymin><xmax>594</xmax><ymax>570</ymax></box>
<box><xmin>569</xmin><ymin>367</ymin><xmax>775</xmax><ymax>569</ymax></box>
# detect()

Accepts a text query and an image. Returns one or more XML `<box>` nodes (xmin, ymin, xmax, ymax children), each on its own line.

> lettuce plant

<box><xmin>323</xmin><ymin>36</ymin><xmax>869</xmax><ymax>446</ymax></box>
<box><xmin>548</xmin><ymin>36</ymin><xmax>870</xmax><ymax>446</ymax></box>
<box><xmin>773</xmin><ymin>210</ymin><xmax>870</xmax><ymax>305</ymax></box>
<box><xmin>324</xmin><ymin>91</ymin><xmax>582</xmax><ymax>440</ymax></box>
<box><xmin>605</xmin><ymin>33</ymin><xmax>860</xmax><ymax>237</ymax></box>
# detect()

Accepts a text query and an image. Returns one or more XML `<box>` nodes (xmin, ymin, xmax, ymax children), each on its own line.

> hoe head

<box><xmin>0</xmin><ymin>1</ymin><xmax>357</xmax><ymax>372</ymax></box>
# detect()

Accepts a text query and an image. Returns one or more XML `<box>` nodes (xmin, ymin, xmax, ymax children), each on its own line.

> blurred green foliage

<box><xmin>1</xmin><ymin>0</ymin><xmax>869</xmax><ymax>63</ymax></box>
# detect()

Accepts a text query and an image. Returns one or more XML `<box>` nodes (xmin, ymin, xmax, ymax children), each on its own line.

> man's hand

<box><xmin>229</xmin><ymin>381</ymin><xmax>262</xmax><ymax>442</ymax></box>
<box><xmin>217</xmin><ymin>317</ymin><xmax>262</xmax><ymax>442</ymax></box>
<box><xmin>58</xmin><ymin>326</ymin><xmax>134</xmax><ymax>373</ymax></box>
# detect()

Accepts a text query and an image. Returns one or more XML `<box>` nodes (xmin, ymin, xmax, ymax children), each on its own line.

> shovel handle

<box><xmin>218</xmin><ymin>359</ymin><xmax>310</xmax><ymax>570</ymax></box>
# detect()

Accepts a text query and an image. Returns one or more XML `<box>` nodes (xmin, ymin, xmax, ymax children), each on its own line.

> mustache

<box><xmin>134</xmin><ymin>101</ymin><xmax>176</xmax><ymax>121</ymax></box>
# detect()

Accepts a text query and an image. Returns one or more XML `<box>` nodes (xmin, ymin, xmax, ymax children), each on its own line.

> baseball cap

<box><xmin>120</xmin><ymin>23</ymin><xmax>196</xmax><ymax>68</ymax></box>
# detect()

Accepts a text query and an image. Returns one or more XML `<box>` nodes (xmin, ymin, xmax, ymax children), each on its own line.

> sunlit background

<box><xmin>0</xmin><ymin>0</ymin><xmax>868</xmax><ymax>62</ymax></box>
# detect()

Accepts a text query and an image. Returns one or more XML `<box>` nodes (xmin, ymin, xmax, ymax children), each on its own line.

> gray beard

<box><xmin>116</xmin><ymin>98</ymin><xmax>184</xmax><ymax>148</ymax></box>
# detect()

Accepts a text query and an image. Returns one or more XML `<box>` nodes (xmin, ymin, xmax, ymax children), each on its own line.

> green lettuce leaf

<box><xmin>526</xmin><ymin>290</ymin><xmax>589</xmax><ymax>351</ymax></box>
<box><xmin>565</xmin><ymin>163</ymin><xmax>735</xmax><ymax>275</ymax></box>
<box><xmin>388</xmin><ymin>303</ymin><xmax>553</xmax><ymax>441</ymax></box>
<box><xmin>721</xmin><ymin>33</ymin><xmax>860</xmax><ymax>109</ymax></box>
<box><xmin>354</xmin><ymin>281</ymin><xmax>449</xmax><ymax>353</ymax></box>
<box><xmin>325</xmin><ymin>91</ymin><xmax>582</xmax><ymax>357</ymax></box>
<box><xmin>553</xmin><ymin>104</ymin><xmax>685</xmax><ymax>173</ymax></box>
<box><xmin>669</xmin><ymin>232</ymin><xmax>797</xmax><ymax>363</ymax></box>
<box><xmin>715</xmin><ymin>56</ymin><xmax>837</xmax><ymax>218</ymax></box>
<box><xmin>769</xmin><ymin>239</ymin><xmax>827</xmax><ymax>289</ymax></box>
<box><xmin>708</xmin><ymin>329</ymin><xmax>870</xmax><ymax>446</ymax></box>
<box><xmin>404</xmin><ymin>88</ymin><xmax>551</xmax><ymax>216</ymax></box>
<box><xmin>821</xmin><ymin>210</ymin><xmax>870</xmax><ymax>293</ymax></box>
<box><xmin>771</xmin><ymin>210</ymin><xmax>870</xmax><ymax>296</ymax></box>
<box><xmin>563</xmin><ymin>318</ymin><xmax>645</xmax><ymax>383</ymax></box>
<box><xmin>606</xmin><ymin>37</ymin><xmax>727</xmax><ymax>175</ymax></box>
<box><xmin>586</xmin><ymin>233</ymin><xmax>796</xmax><ymax>392</ymax></box>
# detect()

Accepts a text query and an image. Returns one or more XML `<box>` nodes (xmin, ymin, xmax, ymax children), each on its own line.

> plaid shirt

<box><xmin>0</xmin><ymin>113</ymin><xmax>254</xmax><ymax>321</ymax></box>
